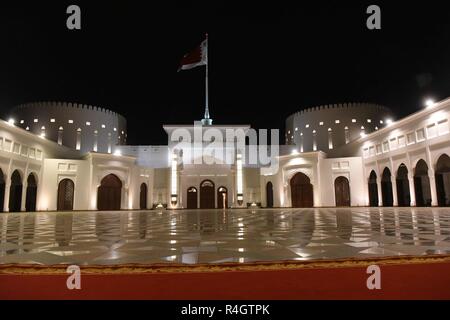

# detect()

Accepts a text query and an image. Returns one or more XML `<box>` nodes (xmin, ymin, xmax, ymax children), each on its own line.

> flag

<box><xmin>178</xmin><ymin>37</ymin><xmax>207</xmax><ymax>71</ymax></box>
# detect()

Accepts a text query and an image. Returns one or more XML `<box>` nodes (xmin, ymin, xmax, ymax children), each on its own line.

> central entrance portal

<box><xmin>290</xmin><ymin>172</ymin><xmax>314</xmax><ymax>208</ymax></box>
<box><xmin>200</xmin><ymin>180</ymin><xmax>215</xmax><ymax>209</ymax></box>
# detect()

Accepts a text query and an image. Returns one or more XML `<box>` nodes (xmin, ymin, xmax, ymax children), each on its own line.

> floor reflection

<box><xmin>0</xmin><ymin>207</ymin><xmax>449</xmax><ymax>265</ymax></box>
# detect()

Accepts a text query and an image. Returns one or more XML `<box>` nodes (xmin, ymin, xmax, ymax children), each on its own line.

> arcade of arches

<box><xmin>367</xmin><ymin>154</ymin><xmax>450</xmax><ymax>207</ymax></box>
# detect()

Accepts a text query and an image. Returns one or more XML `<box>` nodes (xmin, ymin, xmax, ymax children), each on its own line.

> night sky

<box><xmin>0</xmin><ymin>1</ymin><xmax>449</xmax><ymax>145</ymax></box>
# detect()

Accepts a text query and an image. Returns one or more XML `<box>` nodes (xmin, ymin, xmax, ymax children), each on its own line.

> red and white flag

<box><xmin>178</xmin><ymin>36</ymin><xmax>207</xmax><ymax>71</ymax></box>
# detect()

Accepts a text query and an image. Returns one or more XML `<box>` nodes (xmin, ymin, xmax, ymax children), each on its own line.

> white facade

<box><xmin>0</xmin><ymin>97</ymin><xmax>449</xmax><ymax>212</ymax></box>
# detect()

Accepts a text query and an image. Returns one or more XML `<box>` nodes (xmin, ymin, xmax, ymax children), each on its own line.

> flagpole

<box><xmin>205</xmin><ymin>33</ymin><xmax>210</xmax><ymax>122</ymax></box>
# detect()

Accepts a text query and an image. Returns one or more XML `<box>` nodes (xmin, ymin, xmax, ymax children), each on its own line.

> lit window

<box><xmin>50</xmin><ymin>119</ymin><xmax>55</xmax><ymax>123</ymax></box>
<box><xmin>86</xmin><ymin>122</ymin><xmax>91</xmax><ymax>126</ymax></box>
<box><xmin>319</xmin><ymin>122</ymin><xmax>324</xmax><ymax>126</ymax></box>
<box><xmin>68</xmin><ymin>120</ymin><xmax>73</xmax><ymax>124</ymax></box>
<box><xmin>34</xmin><ymin>119</ymin><xmax>38</xmax><ymax>123</ymax></box>
<box><xmin>352</xmin><ymin>119</ymin><xmax>356</xmax><ymax>123</ymax></box>
<box><xmin>101</xmin><ymin>124</ymin><xmax>106</xmax><ymax>128</ymax></box>
<box><xmin>335</xmin><ymin>120</ymin><xmax>340</xmax><ymax>124</ymax></box>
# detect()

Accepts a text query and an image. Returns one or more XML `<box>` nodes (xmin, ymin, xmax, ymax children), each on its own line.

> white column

<box><xmin>428</xmin><ymin>169</ymin><xmax>438</xmax><ymax>206</ymax></box>
<box><xmin>408</xmin><ymin>174</ymin><xmax>416</xmax><ymax>206</ymax></box>
<box><xmin>21</xmin><ymin>183</ymin><xmax>27</xmax><ymax>212</ymax></box>
<box><xmin>3</xmin><ymin>182</ymin><xmax>10</xmax><ymax>212</ymax></box>
<box><xmin>391</xmin><ymin>177</ymin><xmax>398</xmax><ymax>206</ymax></box>
<box><xmin>377</xmin><ymin>177</ymin><xmax>383</xmax><ymax>207</ymax></box>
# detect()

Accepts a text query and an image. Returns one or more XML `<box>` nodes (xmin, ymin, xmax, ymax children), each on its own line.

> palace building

<box><xmin>1</xmin><ymin>97</ymin><xmax>450</xmax><ymax>212</ymax></box>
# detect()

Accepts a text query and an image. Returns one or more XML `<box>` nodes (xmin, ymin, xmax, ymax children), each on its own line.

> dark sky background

<box><xmin>0</xmin><ymin>1</ymin><xmax>449</xmax><ymax>145</ymax></box>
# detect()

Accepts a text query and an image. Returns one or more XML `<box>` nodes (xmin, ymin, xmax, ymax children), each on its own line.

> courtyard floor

<box><xmin>1</xmin><ymin>207</ymin><xmax>450</xmax><ymax>265</ymax></box>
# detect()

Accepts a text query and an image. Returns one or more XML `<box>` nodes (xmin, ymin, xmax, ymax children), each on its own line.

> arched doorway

<box><xmin>97</xmin><ymin>174</ymin><xmax>122</xmax><ymax>210</ymax></box>
<box><xmin>368</xmin><ymin>170</ymin><xmax>379</xmax><ymax>207</ymax></box>
<box><xmin>186</xmin><ymin>187</ymin><xmax>198</xmax><ymax>209</ymax></box>
<box><xmin>266</xmin><ymin>182</ymin><xmax>274</xmax><ymax>208</ymax></box>
<box><xmin>334</xmin><ymin>176</ymin><xmax>350</xmax><ymax>207</ymax></box>
<box><xmin>140</xmin><ymin>183</ymin><xmax>147</xmax><ymax>209</ymax></box>
<box><xmin>396</xmin><ymin>164</ymin><xmax>410</xmax><ymax>207</ymax></box>
<box><xmin>25</xmin><ymin>174</ymin><xmax>37</xmax><ymax>212</ymax></box>
<box><xmin>57</xmin><ymin>179</ymin><xmax>75</xmax><ymax>211</ymax></box>
<box><xmin>290</xmin><ymin>172</ymin><xmax>313</xmax><ymax>208</ymax></box>
<box><xmin>217</xmin><ymin>186</ymin><xmax>228</xmax><ymax>209</ymax></box>
<box><xmin>381</xmin><ymin>168</ymin><xmax>394</xmax><ymax>206</ymax></box>
<box><xmin>200</xmin><ymin>180</ymin><xmax>215</xmax><ymax>209</ymax></box>
<box><xmin>436</xmin><ymin>154</ymin><xmax>450</xmax><ymax>206</ymax></box>
<box><xmin>9</xmin><ymin>170</ymin><xmax>22</xmax><ymax>212</ymax></box>
<box><xmin>414</xmin><ymin>159</ymin><xmax>432</xmax><ymax>207</ymax></box>
<box><xmin>0</xmin><ymin>169</ymin><xmax>5</xmax><ymax>212</ymax></box>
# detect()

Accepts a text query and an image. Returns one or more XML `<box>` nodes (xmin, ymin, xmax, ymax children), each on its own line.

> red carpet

<box><xmin>1</xmin><ymin>257</ymin><xmax>450</xmax><ymax>300</ymax></box>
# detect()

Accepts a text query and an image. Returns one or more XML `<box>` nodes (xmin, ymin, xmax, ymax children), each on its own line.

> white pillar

<box><xmin>3</xmin><ymin>182</ymin><xmax>10</xmax><ymax>212</ymax></box>
<box><xmin>377</xmin><ymin>178</ymin><xmax>383</xmax><ymax>207</ymax></box>
<box><xmin>428</xmin><ymin>169</ymin><xmax>438</xmax><ymax>206</ymax></box>
<box><xmin>408</xmin><ymin>174</ymin><xmax>416</xmax><ymax>206</ymax></box>
<box><xmin>21</xmin><ymin>183</ymin><xmax>27</xmax><ymax>212</ymax></box>
<box><xmin>392</xmin><ymin>177</ymin><xmax>398</xmax><ymax>206</ymax></box>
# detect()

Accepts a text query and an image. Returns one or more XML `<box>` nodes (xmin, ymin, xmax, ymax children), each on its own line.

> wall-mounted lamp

<box><xmin>237</xmin><ymin>193</ymin><xmax>244</xmax><ymax>206</ymax></box>
<box><xmin>171</xmin><ymin>194</ymin><xmax>178</xmax><ymax>206</ymax></box>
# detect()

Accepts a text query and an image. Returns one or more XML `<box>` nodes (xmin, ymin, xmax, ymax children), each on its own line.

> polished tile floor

<box><xmin>1</xmin><ymin>208</ymin><xmax>450</xmax><ymax>265</ymax></box>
